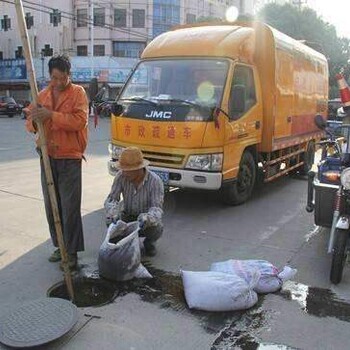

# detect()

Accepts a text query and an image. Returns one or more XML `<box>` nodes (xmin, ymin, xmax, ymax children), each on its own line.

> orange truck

<box><xmin>108</xmin><ymin>21</ymin><xmax>328</xmax><ymax>205</ymax></box>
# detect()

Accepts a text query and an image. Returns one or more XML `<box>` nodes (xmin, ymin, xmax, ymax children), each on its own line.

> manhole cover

<box><xmin>0</xmin><ymin>298</ymin><xmax>78</xmax><ymax>348</ymax></box>
<box><xmin>48</xmin><ymin>277</ymin><xmax>118</xmax><ymax>307</ymax></box>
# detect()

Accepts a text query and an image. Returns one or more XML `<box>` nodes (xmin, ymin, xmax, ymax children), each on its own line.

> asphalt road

<box><xmin>1</xmin><ymin>116</ymin><xmax>350</xmax><ymax>350</ymax></box>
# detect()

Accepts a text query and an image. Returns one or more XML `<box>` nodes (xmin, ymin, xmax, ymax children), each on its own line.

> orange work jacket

<box><xmin>26</xmin><ymin>82</ymin><xmax>89</xmax><ymax>159</ymax></box>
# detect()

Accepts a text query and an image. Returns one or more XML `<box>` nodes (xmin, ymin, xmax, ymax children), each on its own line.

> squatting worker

<box><xmin>24</xmin><ymin>54</ymin><xmax>89</xmax><ymax>270</ymax></box>
<box><xmin>107</xmin><ymin>147</ymin><xmax>164</xmax><ymax>257</ymax></box>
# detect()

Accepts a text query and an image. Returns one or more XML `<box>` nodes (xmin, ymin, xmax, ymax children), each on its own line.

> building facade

<box><xmin>0</xmin><ymin>0</ymin><xmax>257</xmax><ymax>99</ymax></box>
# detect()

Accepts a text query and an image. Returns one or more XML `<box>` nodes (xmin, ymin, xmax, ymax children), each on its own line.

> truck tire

<box><xmin>330</xmin><ymin>228</ymin><xmax>348</xmax><ymax>285</ymax></box>
<box><xmin>300</xmin><ymin>141</ymin><xmax>315</xmax><ymax>175</ymax></box>
<box><xmin>222</xmin><ymin>151</ymin><xmax>256</xmax><ymax>206</ymax></box>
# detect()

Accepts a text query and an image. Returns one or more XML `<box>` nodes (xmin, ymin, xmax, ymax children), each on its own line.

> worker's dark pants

<box><xmin>40</xmin><ymin>157</ymin><xmax>84</xmax><ymax>254</ymax></box>
<box><xmin>120</xmin><ymin>212</ymin><xmax>163</xmax><ymax>247</ymax></box>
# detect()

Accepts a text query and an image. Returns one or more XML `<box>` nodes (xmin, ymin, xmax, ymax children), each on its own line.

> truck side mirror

<box><xmin>314</xmin><ymin>114</ymin><xmax>327</xmax><ymax>130</ymax></box>
<box><xmin>230</xmin><ymin>84</ymin><xmax>246</xmax><ymax>115</ymax></box>
<box><xmin>111</xmin><ymin>103</ymin><xmax>124</xmax><ymax>116</ymax></box>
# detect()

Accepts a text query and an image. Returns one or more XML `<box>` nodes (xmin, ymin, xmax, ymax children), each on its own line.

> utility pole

<box><xmin>292</xmin><ymin>0</ymin><xmax>307</xmax><ymax>11</ymax></box>
<box><xmin>89</xmin><ymin>0</ymin><xmax>94</xmax><ymax>79</ymax></box>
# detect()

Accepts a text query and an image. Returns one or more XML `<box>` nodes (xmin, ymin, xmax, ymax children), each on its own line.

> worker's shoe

<box><xmin>48</xmin><ymin>249</ymin><xmax>61</xmax><ymax>262</ymax></box>
<box><xmin>59</xmin><ymin>253</ymin><xmax>78</xmax><ymax>271</ymax></box>
<box><xmin>144</xmin><ymin>241</ymin><xmax>157</xmax><ymax>257</ymax></box>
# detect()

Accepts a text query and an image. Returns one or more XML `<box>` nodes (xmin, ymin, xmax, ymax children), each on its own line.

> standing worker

<box><xmin>24</xmin><ymin>54</ymin><xmax>89</xmax><ymax>270</ymax></box>
<box><xmin>107</xmin><ymin>147</ymin><xmax>164</xmax><ymax>256</ymax></box>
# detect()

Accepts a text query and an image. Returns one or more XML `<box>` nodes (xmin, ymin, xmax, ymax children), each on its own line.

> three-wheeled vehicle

<box><xmin>307</xmin><ymin>115</ymin><xmax>350</xmax><ymax>284</ymax></box>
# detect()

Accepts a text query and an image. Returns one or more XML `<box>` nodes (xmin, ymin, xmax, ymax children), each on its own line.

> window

<box><xmin>77</xmin><ymin>45</ymin><xmax>88</xmax><ymax>56</ymax></box>
<box><xmin>132</xmin><ymin>9</ymin><xmax>145</xmax><ymax>28</ymax></box>
<box><xmin>94</xmin><ymin>8</ymin><xmax>105</xmax><ymax>27</ymax></box>
<box><xmin>1</xmin><ymin>15</ymin><xmax>11</xmax><ymax>31</ymax></box>
<box><xmin>15</xmin><ymin>46</ymin><xmax>23</xmax><ymax>59</ymax></box>
<box><xmin>25</xmin><ymin>13</ymin><xmax>34</xmax><ymax>29</ymax></box>
<box><xmin>94</xmin><ymin>45</ymin><xmax>105</xmax><ymax>56</ymax></box>
<box><xmin>186</xmin><ymin>13</ymin><xmax>196</xmax><ymax>24</ymax></box>
<box><xmin>114</xmin><ymin>9</ymin><xmax>126</xmax><ymax>27</ymax></box>
<box><xmin>229</xmin><ymin>65</ymin><xmax>256</xmax><ymax>120</ymax></box>
<box><xmin>77</xmin><ymin>9</ymin><xmax>88</xmax><ymax>27</ymax></box>
<box><xmin>0</xmin><ymin>52</ymin><xmax>3</xmax><ymax>60</ymax></box>
<box><xmin>119</xmin><ymin>59</ymin><xmax>229</xmax><ymax>122</ymax></box>
<box><xmin>152</xmin><ymin>1</ymin><xmax>180</xmax><ymax>37</ymax></box>
<box><xmin>113</xmin><ymin>41</ymin><xmax>145</xmax><ymax>58</ymax></box>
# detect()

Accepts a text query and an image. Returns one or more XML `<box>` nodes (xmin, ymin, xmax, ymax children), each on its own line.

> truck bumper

<box><xmin>108</xmin><ymin>160</ymin><xmax>222</xmax><ymax>190</ymax></box>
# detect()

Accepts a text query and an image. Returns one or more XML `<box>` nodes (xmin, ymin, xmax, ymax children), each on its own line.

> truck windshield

<box><xmin>119</xmin><ymin>59</ymin><xmax>229</xmax><ymax>121</ymax></box>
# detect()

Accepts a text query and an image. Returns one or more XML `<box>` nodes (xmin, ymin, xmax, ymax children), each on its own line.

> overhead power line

<box><xmin>0</xmin><ymin>0</ymin><xmax>150</xmax><ymax>40</ymax></box>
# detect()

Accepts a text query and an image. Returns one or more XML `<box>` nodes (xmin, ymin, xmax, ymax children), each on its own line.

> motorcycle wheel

<box><xmin>330</xmin><ymin>228</ymin><xmax>348</xmax><ymax>284</ymax></box>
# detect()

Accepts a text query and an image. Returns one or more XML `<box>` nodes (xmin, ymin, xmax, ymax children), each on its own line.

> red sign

<box><xmin>167</xmin><ymin>126</ymin><xmax>176</xmax><ymax>139</ymax></box>
<box><xmin>183</xmin><ymin>127</ymin><xmax>192</xmax><ymax>139</ymax></box>
<box><xmin>152</xmin><ymin>126</ymin><xmax>160</xmax><ymax>138</ymax></box>
<box><xmin>138</xmin><ymin>125</ymin><xmax>146</xmax><ymax>138</ymax></box>
<box><xmin>124</xmin><ymin>124</ymin><xmax>131</xmax><ymax>136</ymax></box>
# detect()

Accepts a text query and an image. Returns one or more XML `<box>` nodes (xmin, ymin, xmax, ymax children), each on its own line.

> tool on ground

<box><xmin>57</xmin><ymin>313</ymin><xmax>102</xmax><ymax>349</ymax></box>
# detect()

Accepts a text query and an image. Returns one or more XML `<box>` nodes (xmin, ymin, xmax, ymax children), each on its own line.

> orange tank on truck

<box><xmin>108</xmin><ymin>21</ymin><xmax>328</xmax><ymax>205</ymax></box>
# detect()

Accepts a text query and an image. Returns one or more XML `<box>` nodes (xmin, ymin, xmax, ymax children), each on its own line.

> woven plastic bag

<box><xmin>210</xmin><ymin>259</ymin><xmax>296</xmax><ymax>293</ymax></box>
<box><xmin>181</xmin><ymin>270</ymin><xmax>259</xmax><ymax>312</ymax></box>
<box><xmin>98</xmin><ymin>220</ymin><xmax>152</xmax><ymax>281</ymax></box>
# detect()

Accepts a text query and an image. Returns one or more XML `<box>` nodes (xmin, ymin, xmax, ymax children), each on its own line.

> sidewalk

<box><xmin>0</xmin><ymin>118</ymin><xmax>218</xmax><ymax>350</ymax></box>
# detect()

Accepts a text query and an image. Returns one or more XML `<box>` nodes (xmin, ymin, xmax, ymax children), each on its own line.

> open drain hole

<box><xmin>47</xmin><ymin>278</ymin><xmax>118</xmax><ymax>307</ymax></box>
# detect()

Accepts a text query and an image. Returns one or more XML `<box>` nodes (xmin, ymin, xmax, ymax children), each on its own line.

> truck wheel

<box><xmin>330</xmin><ymin>228</ymin><xmax>348</xmax><ymax>285</ymax></box>
<box><xmin>222</xmin><ymin>151</ymin><xmax>256</xmax><ymax>206</ymax></box>
<box><xmin>300</xmin><ymin>141</ymin><xmax>315</xmax><ymax>175</ymax></box>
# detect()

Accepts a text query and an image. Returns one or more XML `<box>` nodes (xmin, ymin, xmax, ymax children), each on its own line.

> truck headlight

<box><xmin>185</xmin><ymin>153</ymin><xmax>223</xmax><ymax>171</ymax></box>
<box><xmin>341</xmin><ymin>168</ymin><xmax>350</xmax><ymax>189</ymax></box>
<box><xmin>108</xmin><ymin>143</ymin><xmax>124</xmax><ymax>159</ymax></box>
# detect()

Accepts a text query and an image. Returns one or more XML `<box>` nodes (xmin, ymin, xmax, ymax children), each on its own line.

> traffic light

<box><xmin>25</xmin><ymin>13</ymin><xmax>34</xmax><ymax>29</ymax></box>
<box><xmin>50</xmin><ymin>9</ymin><xmax>61</xmax><ymax>27</ymax></box>
<box><xmin>1</xmin><ymin>15</ymin><xmax>11</xmax><ymax>31</ymax></box>
<box><xmin>41</xmin><ymin>45</ymin><xmax>53</xmax><ymax>57</ymax></box>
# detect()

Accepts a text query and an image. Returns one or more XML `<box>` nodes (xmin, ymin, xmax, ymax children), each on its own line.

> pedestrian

<box><xmin>21</xmin><ymin>100</ymin><xmax>30</xmax><ymax>119</ymax></box>
<box><xmin>106</xmin><ymin>147</ymin><xmax>164</xmax><ymax>256</ymax></box>
<box><xmin>24</xmin><ymin>54</ymin><xmax>89</xmax><ymax>270</ymax></box>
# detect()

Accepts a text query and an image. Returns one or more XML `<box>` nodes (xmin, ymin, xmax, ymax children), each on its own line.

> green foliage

<box><xmin>195</xmin><ymin>16</ymin><xmax>223</xmax><ymax>23</ymax></box>
<box><xmin>258</xmin><ymin>3</ymin><xmax>350</xmax><ymax>98</ymax></box>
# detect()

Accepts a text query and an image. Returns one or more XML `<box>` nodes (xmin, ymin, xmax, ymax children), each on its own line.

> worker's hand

<box><xmin>31</xmin><ymin>106</ymin><xmax>52</xmax><ymax>122</ymax></box>
<box><xmin>137</xmin><ymin>213</ymin><xmax>149</xmax><ymax>230</ymax></box>
<box><xmin>23</xmin><ymin>107</ymin><xmax>31</xmax><ymax>117</ymax></box>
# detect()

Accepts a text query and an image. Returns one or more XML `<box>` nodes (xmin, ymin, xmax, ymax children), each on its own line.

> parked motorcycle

<box><xmin>306</xmin><ymin>115</ymin><xmax>350</xmax><ymax>284</ymax></box>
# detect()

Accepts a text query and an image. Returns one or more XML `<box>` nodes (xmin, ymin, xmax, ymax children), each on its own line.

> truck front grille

<box><xmin>142</xmin><ymin>150</ymin><xmax>185</xmax><ymax>167</ymax></box>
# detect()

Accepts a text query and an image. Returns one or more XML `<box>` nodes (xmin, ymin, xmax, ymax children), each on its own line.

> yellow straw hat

<box><xmin>116</xmin><ymin>147</ymin><xmax>150</xmax><ymax>171</ymax></box>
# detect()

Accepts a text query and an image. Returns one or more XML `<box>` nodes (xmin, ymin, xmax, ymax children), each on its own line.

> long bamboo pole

<box><xmin>14</xmin><ymin>0</ymin><xmax>74</xmax><ymax>301</ymax></box>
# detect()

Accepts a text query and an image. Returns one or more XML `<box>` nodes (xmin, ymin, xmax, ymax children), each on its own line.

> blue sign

<box><xmin>71</xmin><ymin>68</ymin><xmax>132</xmax><ymax>83</ymax></box>
<box><xmin>0</xmin><ymin>59</ymin><xmax>27</xmax><ymax>81</ymax></box>
<box><xmin>71</xmin><ymin>68</ymin><xmax>95</xmax><ymax>82</ymax></box>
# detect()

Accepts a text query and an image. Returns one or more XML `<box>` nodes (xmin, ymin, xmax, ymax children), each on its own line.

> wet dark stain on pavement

<box><xmin>279</xmin><ymin>281</ymin><xmax>350</xmax><ymax>322</ymax></box>
<box><xmin>62</xmin><ymin>265</ymin><xmax>296</xmax><ymax>349</ymax></box>
<box><xmin>233</xmin><ymin>335</ymin><xmax>299</xmax><ymax>350</ymax></box>
<box><xmin>95</xmin><ymin>264</ymin><xmax>292</xmax><ymax>349</ymax></box>
<box><xmin>112</xmin><ymin>264</ymin><xmax>248</xmax><ymax>335</ymax></box>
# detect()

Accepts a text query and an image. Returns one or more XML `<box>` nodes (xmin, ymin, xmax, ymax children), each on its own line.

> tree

<box><xmin>258</xmin><ymin>3</ymin><xmax>350</xmax><ymax>98</ymax></box>
<box><xmin>195</xmin><ymin>16</ymin><xmax>223</xmax><ymax>23</ymax></box>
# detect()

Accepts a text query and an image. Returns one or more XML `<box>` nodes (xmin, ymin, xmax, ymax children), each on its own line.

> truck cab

<box><xmin>108</xmin><ymin>21</ymin><xmax>328</xmax><ymax>205</ymax></box>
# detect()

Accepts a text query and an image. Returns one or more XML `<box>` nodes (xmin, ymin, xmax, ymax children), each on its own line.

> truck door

<box><xmin>223</xmin><ymin>64</ymin><xmax>263</xmax><ymax>180</ymax></box>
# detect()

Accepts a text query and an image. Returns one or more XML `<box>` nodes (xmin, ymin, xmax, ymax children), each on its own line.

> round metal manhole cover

<box><xmin>0</xmin><ymin>298</ymin><xmax>78</xmax><ymax>348</ymax></box>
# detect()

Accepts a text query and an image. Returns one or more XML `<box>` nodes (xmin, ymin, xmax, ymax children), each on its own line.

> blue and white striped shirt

<box><xmin>108</xmin><ymin>169</ymin><xmax>164</xmax><ymax>224</ymax></box>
